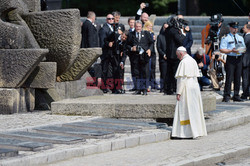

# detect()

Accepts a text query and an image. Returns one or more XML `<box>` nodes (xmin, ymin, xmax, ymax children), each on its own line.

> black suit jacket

<box><xmin>165</xmin><ymin>27</ymin><xmax>186</xmax><ymax>60</ymax></box>
<box><xmin>81</xmin><ymin>19</ymin><xmax>98</xmax><ymax>48</ymax></box>
<box><xmin>243</xmin><ymin>33</ymin><xmax>250</xmax><ymax>67</ymax></box>
<box><xmin>183</xmin><ymin>30</ymin><xmax>193</xmax><ymax>55</ymax></box>
<box><xmin>127</xmin><ymin>30</ymin><xmax>153</xmax><ymax>53</ymax></box>
<box><xmin>99</xmin><ymin>23</ymin><xmax>114</xmax><ymax>60</ymax></box>
<box><xmin>157</xmin><ymin>33</ymin><xmax>166</xmax><ymax>63</ymax></box>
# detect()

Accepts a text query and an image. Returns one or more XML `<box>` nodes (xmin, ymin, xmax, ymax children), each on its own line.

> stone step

<box><xmin>0</xmin><ymin>148</ymin><xmax>18</xmax><ymax>158</ymax></box>
<box><xmin>51</xmin><ymin>92</ymin><xmax>216</xmax><ymax>119</ymax></box>
<box><xmin>63</xmin><ymin>122</ymin><xmax>142</xmax><ymax>133</ymax></box>
<box><xmin>33</xmin><ymin>126</ymin><xmax>115</xmax><ymax>139</ymax></box>
<box><xmin>0</xmin><ymin>131</ymin><xmax>84</xmax><ymax>144</ymax></box>
<box><xmin>0</xmin><ymin>138</ymin><xmax>52</xmax><ymax>151</ymax></box>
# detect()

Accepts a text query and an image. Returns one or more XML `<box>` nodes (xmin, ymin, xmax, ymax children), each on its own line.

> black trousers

<box><xmin>101</xmin><ymin>56</ymin><xmax>113</xmax><ymax>90</ymax></box>
<box><xmin>164</xmin><ymin>59</ymin><xmax>179</xmax><ymax>93</ymax></box>
<box><xmin>242</xmin><ymin>65</ymin><xmax>250</xmax><ymax>97</ymax></box>
<box><xmin>133</xmin><ymin>54</ymin><xmax>149</xmax><ymax>90</ymax></box>
<box><xmin>159</xmin><ymin>60</ymin><xmax>167</xmax><ymax>90</ymax></box>
<box><xmin>224</xmin><ymin>56</ymin><xmax>242</xmax><ymax>98</ymax></box>
<box><xmin>149</xmin><ymin>52</ymin><xmax>157</xmax><ymax>88</ymax></box>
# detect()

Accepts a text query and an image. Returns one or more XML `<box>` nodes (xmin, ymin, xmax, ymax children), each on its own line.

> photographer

<box><xmin>164</xmin><ymin>16</ymin><xmax>186</xmax><ymax>95</ymax></box>
<box><xmin>204</xmin><ymin>14</ymin><xmax>229</xmax><ymax>56</ymax></box>
<box><xmin>135</xmin><ymin>2</ymin><xmax>149</xmax><ymax>27</ymax></box>
<box><xmin>127</xmin><ymin>20</ymin><xmax>154</xmax><ymax>95</ymax></box>
<box><xmin>209</xmin><ymin>50</ymin><xmax>226</xmax><ymax>91</ymax></box>
<box><xmin>191</xmin><ymin>47</ymin><xmax>211</xmax><ymax>91</ymax></box>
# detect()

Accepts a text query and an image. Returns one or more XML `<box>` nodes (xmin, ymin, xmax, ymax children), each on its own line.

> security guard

<box><xmin>220</xmin><ymin>22</ymin><xmax>246</xmax><ymax>102</ymax></box>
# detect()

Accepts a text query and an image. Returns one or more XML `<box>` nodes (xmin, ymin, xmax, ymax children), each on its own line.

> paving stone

<box><xmin>0</xmin><ymin>138</ymin><xmax>52</xmax><ymax>151</ymax></box>
<box><xmin>63</xmin><ymin>122</ymin><xmax>142</xmax><ymax>133</ymax></box>
<box><xmin>91</xmin><ymin>118</ymin><xmax>166</xmax><ymax>129</ymax></box>
<box><xmin>33</xmin><ymin>126</ymin><xmax>114</xmax><ymax>139</ymax></box>
<box><xmin>0</xmin><ymin>131</ymin><xmax>84</xmax><ymax>144</ymax></box>
<box><xmin>0</xmin><ymin>148</ymin><xmax>18</xmax><ymax>158</ymax></box>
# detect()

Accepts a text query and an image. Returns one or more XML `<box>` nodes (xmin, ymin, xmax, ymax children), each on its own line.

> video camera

<box><xmin>167</xmin><ymin>16</ymin><xmax>189</xmax><ymax>30</ymax></box>
<box><xmin>207</xmin><ymin>14</ymin><xmax>224</xmax><ymax>43</ymax></box>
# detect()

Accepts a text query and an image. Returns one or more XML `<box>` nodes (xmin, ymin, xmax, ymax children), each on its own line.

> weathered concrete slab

<box><xmin>0</xmin><ymin>138</ymin><xmax>52</xmax><ymax>151</ymax></box>
<box><xmin>54</xmin><ymin>72</ymin><xmax>103</xmax><ymax>99</ymax></box>
<box><xmin>0</xmin><ymin>20</ymin><xmax>26</xmax><ymax>49</ymax></box>
<box><xmin>0</xmin><ymin>148</ymin><xmax>18</xmax><ymax>158</ymax></box>
<box><xmin>51</xmin><ymin>92</ymin><xmax>216</xmax><ymax>118</ymax></box>
<box><xmin>0</xmin><ymin>88</ymin><xmax>35</xmax><ymax>114</ymax></box>
<box><xmin>22</xmin><ymin>0</ymin><xmax>41</xmax><ymax>12</ymax></box>
<box><xmin>23</xmin><ymin>62</ymin><xmax>57</xmax><ymax>89</ymax></box>
<box><xmin>63</xmin><ymin>122</ymin><xmax>142</xmax><ymax>133</ymax></box>
<box><xmin>58</xmin><ymin>48</ymin><xmax>102</xmax><ymax>82</ymax></box>
<box><xmin>23</xmin><ymin>9</ymin><xmax>82</xmax><ymax>75</ymax></box>
<box><xmin>0</xmin><ymin>131</ymin><xmax>84</xmax><ymax>144</ymax></box>
<box><xmin>0</xmin><ymin>0</ymin><xmax>29</xmax><ymax>15</ymax></box>
<box><xmin>0</xmin><ymin>49</ymin><xmax>48</xmax><ymax>88</ymax></box>
<box><xmin>34</xmin><ymin>126</ymin><xmax>115</xmax><ymax>139</ymax></box>
<box><xmin>91</xmin><ymin>118</ymin><xmax>166</xmax><ymax>129</ymax></box>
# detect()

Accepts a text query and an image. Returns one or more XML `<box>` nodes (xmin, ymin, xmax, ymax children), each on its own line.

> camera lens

<box><xmin>215</xmin><ymin>54</ymin><xmax>219</xmax><ymax>59</ymax></box>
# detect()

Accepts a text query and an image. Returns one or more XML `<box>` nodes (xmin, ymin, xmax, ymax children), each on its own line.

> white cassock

<box><xmin>172</xmin><ymin>54</ymin><xmax>207</xmax><ymax>138</ymax></box>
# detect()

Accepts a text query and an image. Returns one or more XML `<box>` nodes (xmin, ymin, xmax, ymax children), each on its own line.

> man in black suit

<box><xmin>127</xmin><ymin>20</ymin><xmax>154</xmax><ymax>95</ymax></box>
<box><xmin>164</xmin><ymin>17</ymin><xmax>186</xmax><ymax>95</ymax></box>
<box><xmin>99</xmin><ymin>14</ymin><xmax>115</xmax><ymax>93</ymax></box>
<box><xmin>157</xmin><ymin>23</ymin><xmax>168</xmax><ymax>92</ymax></box>
<box><xmin>112</xmin><ymin>11</ymin><xmax>125</xmax><ymax>33</ymax></box>
<box><xmin>241</xmin><ymin>24</ymin><xmax>250</xmax><ymax>100</ymax></box>
<box><xmin>81</xmin><ymin>11</ymin><xmax>99</xmax><ymax>48</ymax></box>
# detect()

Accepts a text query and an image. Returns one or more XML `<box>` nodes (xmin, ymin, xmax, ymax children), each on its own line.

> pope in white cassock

<box><xmin>172</xmin><ymin>46</ymin><xmax>207</xmax><ymax>139</ymax></box>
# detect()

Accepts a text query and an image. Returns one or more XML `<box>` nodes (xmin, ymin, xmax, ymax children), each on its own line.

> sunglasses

<box><xmin>107</xmin><ymin>18</ymin><xmax>114</xmax><ymax>20</ymax></box>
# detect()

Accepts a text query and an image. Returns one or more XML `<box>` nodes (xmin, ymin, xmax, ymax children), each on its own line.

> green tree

<box><xmin>152</xmin><ymin>0</ymin><xmax>178</xmax><ymax>15</ymax></box>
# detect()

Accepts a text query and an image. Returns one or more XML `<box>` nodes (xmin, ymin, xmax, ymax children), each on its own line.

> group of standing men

<box><xmin>80</xmin><ymin>6</ymin><xmax>250</xmax><ymax>101</ymax></box>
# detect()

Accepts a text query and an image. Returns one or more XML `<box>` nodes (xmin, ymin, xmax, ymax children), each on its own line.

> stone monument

<box><xmin>0</xmin><ymin>0</ymin><xmax>102</xmax><ymax>113</ymax></box>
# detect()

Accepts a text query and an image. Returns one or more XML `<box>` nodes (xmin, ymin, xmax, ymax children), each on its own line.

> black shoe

<box><xmin>233</xmin><ymin>96</ymin><xmax>244</xmax><ymax>102</ymax></box>
<box><xmin>129</xmin><ymin>88</ymin><xmax>136</xmax><ymax>91</ymax></box>
<box><xmin>112</xmin><ymin>90</ymin><xmax>122</xmax><ymax>94</ymax></box>
<box><xmin>222</xmin><ymin>97</ymin><xmax>230</xmax><ymax>102</ymax></box>
<box><xmin>213</xmin><ymin>88</ymin><xmax>220</xmax><ymax>91</ymax></box>
<box><xmin>143</xmin><ymin>90</ymin><xmax>147</xmax><ymax>95</ymax></box>
<box><xmin>133</xmin><ymin>90</ymin><xmax>141</xmax><ymax>95</ymax></box>
<box><xmin>241</xmin><ymin>96</ymin><xmax>248</xmax><ymax>100</ymax></box>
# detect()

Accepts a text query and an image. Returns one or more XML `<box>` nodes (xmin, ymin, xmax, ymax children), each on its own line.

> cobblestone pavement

<box><xmin>0</xmin><ymin>111</ymin><xmax>94</xmax><ymax>132</ymax></box>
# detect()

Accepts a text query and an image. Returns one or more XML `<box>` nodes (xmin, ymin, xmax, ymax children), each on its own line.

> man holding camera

<box><xmin>191</xmin><ymin>47</ymin><xmax>211</xmax><ymax>91</ymax></box>
<box><xmin>127</xmin><ymin>20</ymin><xmax>154</xmax><ymax>95</ymax></box>
<box><xmin>164</xmin><ymin>16</ymin><xmax>186</xmax><ymax>95</ymax></box>
<box><xmin>220</xmin><ymin>22</ymin><xmax>246</xmax><ymax>102</ymax></box>
<box><xmin>209</xmin><ymin>51</ymin><xmax>226</xmax><ymax>91</ymax></box>
<box><xmin>135</xmin><ymin>2</ymin><xmax>149</xmax><ymax>27</ymax></box>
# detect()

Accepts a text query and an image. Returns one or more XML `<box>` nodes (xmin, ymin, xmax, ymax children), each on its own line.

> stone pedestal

<box><xmin>0</xmin><ymin>88</ymin><xmax>35</xmax><ymax>114</ymax></box>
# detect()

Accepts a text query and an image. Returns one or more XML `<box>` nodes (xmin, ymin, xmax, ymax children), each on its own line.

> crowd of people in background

<box><xmin>81</xmin><ymin>2</ymin><xmax>250</xmax><ymax>102</ymax></box>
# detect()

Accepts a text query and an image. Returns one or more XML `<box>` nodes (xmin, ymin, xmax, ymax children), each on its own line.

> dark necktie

<box><xmin>137</xmin><ymin>32</ymin><xmax>141</xmax><ymax>41</ymax></box>
<box><xmin>234</xmin><ymin>35</ymin><xmax>238</xmax><ymax>44</ymax></box>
